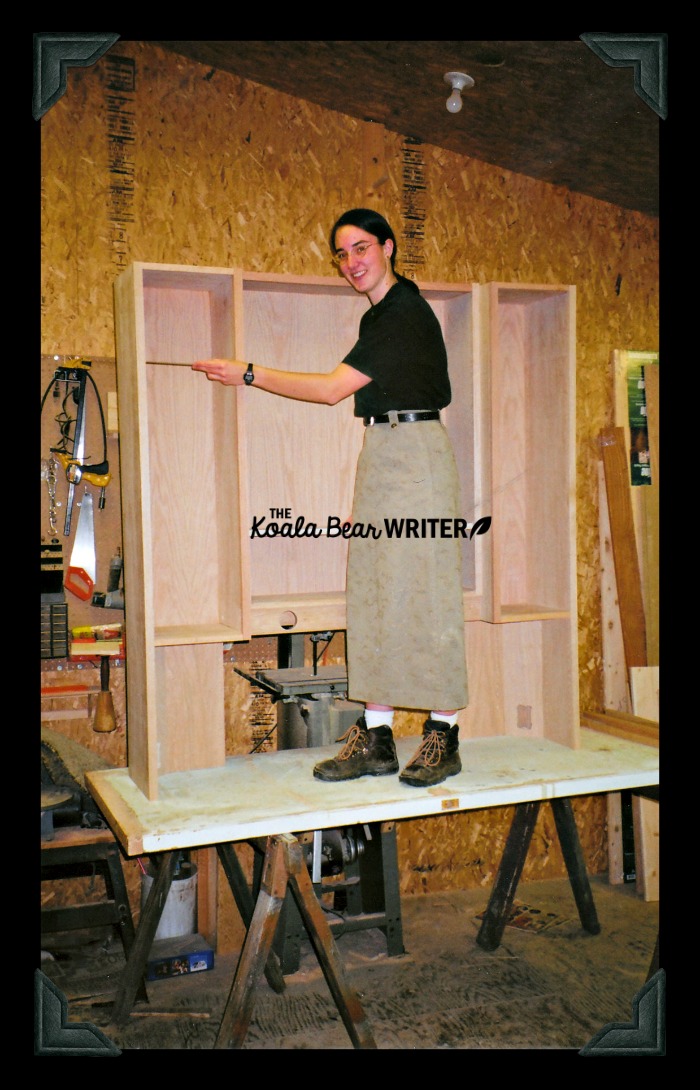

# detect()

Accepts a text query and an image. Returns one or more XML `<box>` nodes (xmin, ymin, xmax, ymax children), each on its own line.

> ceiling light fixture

<box><xmin>444</xmin><ymin>71</ymin><xmax>474</xmax><ymax>114</ymax></box>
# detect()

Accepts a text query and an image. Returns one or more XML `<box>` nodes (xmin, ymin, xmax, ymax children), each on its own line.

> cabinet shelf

<box><xmin>154</xmin><ymin>624</ymin><xmax>248</xmax><ymax>648</ymax></box>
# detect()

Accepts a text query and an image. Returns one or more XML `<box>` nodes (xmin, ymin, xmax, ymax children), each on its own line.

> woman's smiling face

<box><xmin>334</xmin><ymin>225</ymin><xmax>395</xmax><ymax>304</ymax></box>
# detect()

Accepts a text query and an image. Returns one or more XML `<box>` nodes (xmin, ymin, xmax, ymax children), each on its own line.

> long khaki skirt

<box><xmin>346</xmin><ymin>419</ymin><xmax>469</xmax><ymax>711</ymax></box>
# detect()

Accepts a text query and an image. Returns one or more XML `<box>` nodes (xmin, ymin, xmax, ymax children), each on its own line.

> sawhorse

<box><xmin>112</xmin><ymin>835</ymin><xmax>374</xmax><ymax>1048</ymax></box>
<box><xmin>476</xmin><ymin>797</ymin><xmax>601</xmax><ymax>951</ymax></box>
<box><xmin>215</xmin><ymin>833</ymin><xmax>376</xmax><ymax>1049</ymax></box>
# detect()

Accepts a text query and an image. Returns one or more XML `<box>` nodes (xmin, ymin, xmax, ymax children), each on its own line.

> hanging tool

<box><xmin>93</xmin><ymin>654</ymin><xmax>117</xmax><ymax>733</ymax></box>
<box><xmin>92</xmin><ymin>547</ymin><xmax>125</xmax><ymax>610</ymax></box>
<box><xmin>40</xmin><ymin>454</ymin><xmax>61</xmax><ymax>536</ymax></box>
<box><xmin>64</xmin><ymin>488</ymin><xmax>96</xmax><ymax>601</ymax></box>
<box><xmin>40</xmin><ymin>359</ymin><xmax>111</xmax><ymax>535</ymax></box>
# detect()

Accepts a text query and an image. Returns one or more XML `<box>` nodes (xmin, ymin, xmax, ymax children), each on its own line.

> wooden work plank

<box><xmin>86</xmin><ymin>733</ymin><xmax>659</xmax><ymax>858</ymax></box>
<box><xmin>599</xmin><ymin>427</ymin><xmax>647</xmax><ymax>668</ymax></box>
<box><xmin>581</xmin><ymin>711</ymin><xmax>658</xmax><ymax>747</ymax></box>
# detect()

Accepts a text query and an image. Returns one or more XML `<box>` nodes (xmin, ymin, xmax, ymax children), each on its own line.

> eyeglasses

<box><xmin>333</xmin><ymin>240</ymin><xmax>380</xmax><ymax>265</ymax></box>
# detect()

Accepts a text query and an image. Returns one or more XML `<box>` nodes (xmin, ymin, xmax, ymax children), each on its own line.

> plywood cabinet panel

<box><xmin>242</xmin><ymin>278</ymin><xmax>365</xmax><ymax>611</ymax></box>
<box><xmin>155</xmin><ymin>644</ymin><xmax>226</xmax><ymax>775</ymax></box>
<box><xmin>487</xmin><ymin>285</ymin><xmax>576</xmax><ymax>622</ymax></box>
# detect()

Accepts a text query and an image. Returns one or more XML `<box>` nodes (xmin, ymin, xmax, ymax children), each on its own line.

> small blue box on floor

<box><xmin>146</xmin><ymin>934</ymin><xmax>215</xmax><ymax>981</ymax></box>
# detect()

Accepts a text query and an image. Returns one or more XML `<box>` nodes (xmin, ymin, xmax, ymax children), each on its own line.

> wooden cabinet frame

<box><xmin>115</xmin><ymin>265</ymin><xmax>578</xmax><ymax>799</ymax></box>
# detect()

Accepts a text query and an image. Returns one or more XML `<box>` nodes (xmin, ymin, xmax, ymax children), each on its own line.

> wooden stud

<box><xmin>598</xmin><ymin>462</ymin><xmax>631</xmax><ymax>712</ymax></box>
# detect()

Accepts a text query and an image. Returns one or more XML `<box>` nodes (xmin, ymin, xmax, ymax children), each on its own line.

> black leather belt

<box><xmin>364</xmin><ymin>411</ymin><xmax>440</xmax><ymax>426</ymax></box>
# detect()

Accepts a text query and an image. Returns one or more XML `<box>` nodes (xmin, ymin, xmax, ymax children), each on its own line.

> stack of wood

<box><xmin>597</xmin><ymin>351</ymin><xmax>659</xmax><ymax>900</ymax></box>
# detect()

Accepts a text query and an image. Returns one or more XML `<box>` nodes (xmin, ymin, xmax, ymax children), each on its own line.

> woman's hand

<box><xmin>191</xmin><ymin>358</ymin><xmax>370</xmax><ymax>404</ymax></box>
<box><xmin>191</xmin><ymin>359</ymin><xmax>246</xmax><ymax>385</ymax></box>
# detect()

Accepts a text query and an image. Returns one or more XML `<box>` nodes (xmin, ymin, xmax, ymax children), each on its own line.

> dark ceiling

<box><xmin>155</xmin><ymin>39</ymin><xmax>661</xmax><ymax>218</ymax></box>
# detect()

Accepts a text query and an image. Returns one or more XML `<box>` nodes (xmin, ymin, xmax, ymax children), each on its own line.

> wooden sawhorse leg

<box><xmin>111</xmin><ymin>843</ymin><xmax>286</xmax><ymax>1025</ymax></box>
<box><xmin>111</xmin><ymin>849</ymin><xmax>180</xmax><ymax>1024</ymax></box>
<box><xmin>476</xmin><ymin>798</ymin><xmax>601</xmax><ymax>952</ymax></box>
<box><xmin>215</xmin><ymin>843</ymin><xmax>285</xmax><ymax>994</ymax></box>
<box><xmin>215</xmin><ymin>833</ymin><xmax>377</xmax><ymax>1050</ymax></box>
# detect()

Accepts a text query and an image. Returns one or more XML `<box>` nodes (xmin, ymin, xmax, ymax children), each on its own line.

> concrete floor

<box><xmin>38</xmin><ymin>875</ymin><xmax>662</xmax><ymax>1053</ymax></box>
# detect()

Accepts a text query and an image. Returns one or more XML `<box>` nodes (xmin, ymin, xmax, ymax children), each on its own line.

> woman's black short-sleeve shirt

<box><xmin>343</xmin><ymin>279</ymin><xmax>452</xmax><ymax>418</ymax></box>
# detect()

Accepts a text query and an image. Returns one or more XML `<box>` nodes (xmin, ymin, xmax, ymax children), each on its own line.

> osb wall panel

<box><xmin>397</xmin><ymin>796</ymin><xmax>607</xmax><ymax>897</ymax></box>
<box><xmin>40</xmin><ymin>42</ymin><xmax>658</xmax><ymax>905</ymax></box>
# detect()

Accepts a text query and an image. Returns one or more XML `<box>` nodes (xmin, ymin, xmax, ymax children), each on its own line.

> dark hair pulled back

<box><xmin>330</xmin><ymin>208</ymin><xmax>419</xmax><ymax>293</ymax></box>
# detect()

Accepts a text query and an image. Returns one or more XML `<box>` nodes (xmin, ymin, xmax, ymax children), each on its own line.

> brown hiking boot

<box><xmin>399</xmin><ymin>720</ymin><xmax>461</xmax><ymax>787</ymax></box>
<box><xmin>313</xmin><ymin>718</ymin><xmax>399</xmax><ymax>782</ymax></box>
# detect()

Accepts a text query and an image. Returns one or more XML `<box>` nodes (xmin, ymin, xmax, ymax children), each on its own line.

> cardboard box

<box><xmin>146</xmin><ymin>934</ymin><xmax>214</xmax><ymax>981</ymax></box>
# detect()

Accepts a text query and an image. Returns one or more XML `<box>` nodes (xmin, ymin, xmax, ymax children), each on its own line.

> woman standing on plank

<box><xmin>193</xmin><ymin>208</ymin><xmax>468</xmax><ymax>786</ymax></box>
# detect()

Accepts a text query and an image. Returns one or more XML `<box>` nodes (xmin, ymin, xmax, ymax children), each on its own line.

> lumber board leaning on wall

<box><xmin>599</xmin><ymin>426</ymin><xmax>647</xmax><ymax>668</ymax></box>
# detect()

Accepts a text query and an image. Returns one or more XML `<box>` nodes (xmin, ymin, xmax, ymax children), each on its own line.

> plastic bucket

<box><xmin>141</xmin><ymin>861</ymin><xmax>198</xmax><ymax>941</ymax></box>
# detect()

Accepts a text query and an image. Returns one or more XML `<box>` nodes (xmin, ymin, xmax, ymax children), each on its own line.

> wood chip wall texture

<box><xmin>40</xmin><ymin>41</ymin><xmax>658</xmax><ymax>905</ymax></box>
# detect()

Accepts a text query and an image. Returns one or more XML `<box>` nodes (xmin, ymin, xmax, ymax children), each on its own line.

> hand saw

<box><xmin>64</xmin><ymin>488</ymin><xmax>97</xmax><ymax>601</ymax></box>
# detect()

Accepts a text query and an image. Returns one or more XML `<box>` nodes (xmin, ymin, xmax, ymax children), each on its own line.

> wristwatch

<box><xmin>244</xmin><ymin>362</ymin><xmax>255</xmax><ymax>385</ymax></box>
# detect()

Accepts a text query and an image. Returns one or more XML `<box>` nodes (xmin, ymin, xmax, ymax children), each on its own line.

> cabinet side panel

<box><xmin>542</xmin><ymin>618</ymin><xmax>580</xmax><ymax>747</ymax></box>
<box><xmin>156</xmin><ymin>643</ymin><xmax>226</xmax><ymax>774</ymax></box>
<box><xmin>526</xmin><ymin>295</ymin><xmax>571</xmax><ymax>612</ymax></box>
<box><xmin>114</xmin><ymin>268</ymin><xmax>159</xmax><ymax>798</ymax></box>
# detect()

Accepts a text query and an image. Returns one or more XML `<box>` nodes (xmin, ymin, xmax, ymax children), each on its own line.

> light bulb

<box><xmin>443</xmin><ymin>71</ymin><xmax>474</xmax><ymax>115</ymax></box>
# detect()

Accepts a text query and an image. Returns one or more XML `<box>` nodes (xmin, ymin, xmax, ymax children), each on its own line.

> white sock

<box><xmin>364</xmin><ymin>709</ymin><xmax>394</xmax><ymax>729</ymax></box>
<box><xmin>430</xmin><ymin>712</ymin><xmax>458</xmax><ymax>726</ymax></box>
